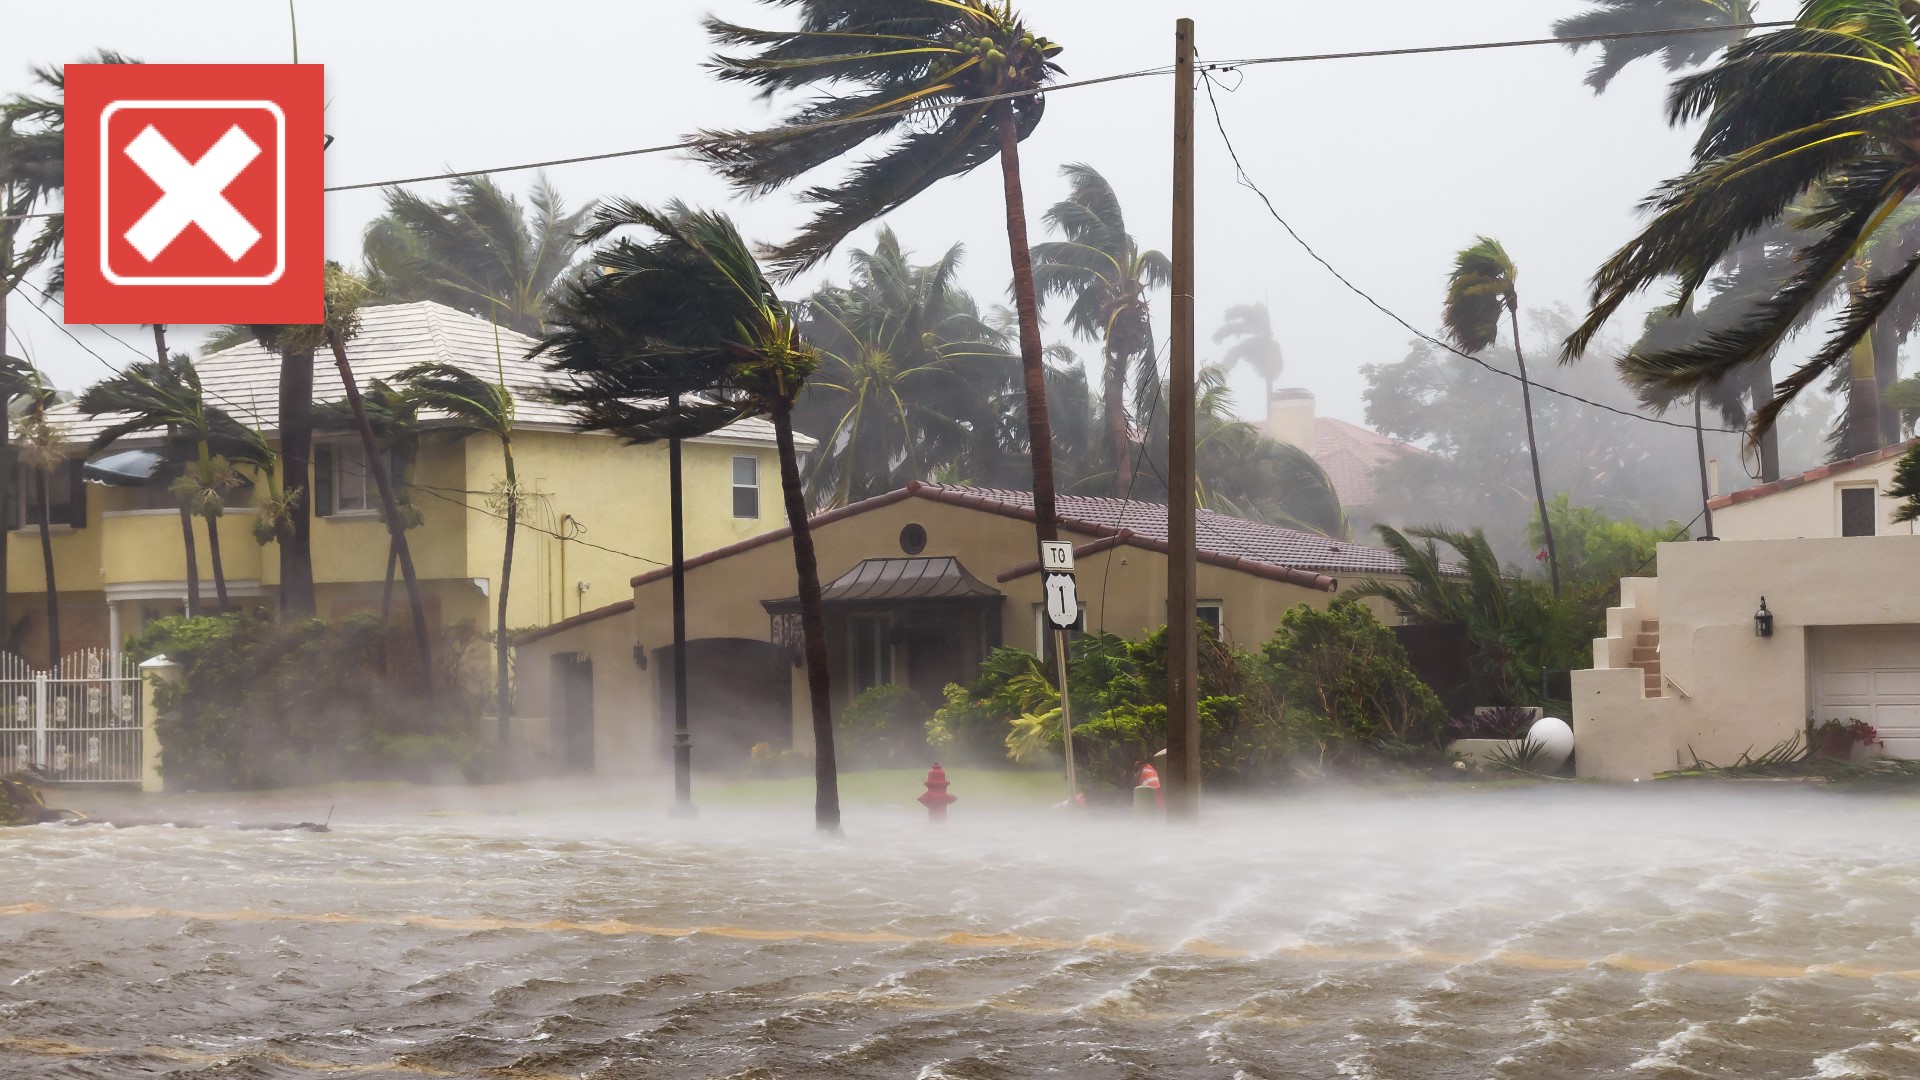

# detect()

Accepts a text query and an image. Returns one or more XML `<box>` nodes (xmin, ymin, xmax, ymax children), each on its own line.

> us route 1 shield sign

<box><xmin>1043</xmin><ymin>571</ymin><xmax>1079</xmax><ymax>630</ymax></box>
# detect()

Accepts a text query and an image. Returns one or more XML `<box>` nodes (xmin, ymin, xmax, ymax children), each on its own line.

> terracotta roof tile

<box><xmin>1312</xmin><ymin>417</ymin><xmax>1423</xmax><ymax>509</ymax></box>
<box><xmin>1706</xmin><ymin>439</ymin><xmax>1917</xmax><ymax>510</ymax></box>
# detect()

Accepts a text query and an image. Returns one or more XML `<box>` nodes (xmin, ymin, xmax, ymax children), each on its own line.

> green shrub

<box><xmin>1261</xmin><ymin>599</ymin><xmax>1447</xmax><ymax>748</ymax></box>
<box><xmin>839</xmin><ymin>684</ymin><xmax>931</xmax><ymax>768</ymax></box>
<box><xmin>128</xmin><ymin>611</ymin><xmax>490</xmax><ymax>790</ymax></box>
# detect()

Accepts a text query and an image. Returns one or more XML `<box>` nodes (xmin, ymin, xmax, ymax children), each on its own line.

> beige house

<box><xmin>513</xmin><ymin>482</ymin><xmax>1433</xmax><ymax>776</ymax></box>
<box><xmin>1575</xmin><ymin>441</ymin><xmax>1920</xmax><ymax>780</ymax></box>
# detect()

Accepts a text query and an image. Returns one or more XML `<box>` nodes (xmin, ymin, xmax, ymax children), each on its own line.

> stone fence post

<box><xmin>137</xmin><ymin>655</ymin><xmax>180</xmax><ymax>794</ymax></box>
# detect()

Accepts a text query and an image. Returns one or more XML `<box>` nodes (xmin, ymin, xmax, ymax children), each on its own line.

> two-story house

<box><xmin>8</xmin><ymin>301</ymin><xmax>799</xmax><ymax>667</ymax></box>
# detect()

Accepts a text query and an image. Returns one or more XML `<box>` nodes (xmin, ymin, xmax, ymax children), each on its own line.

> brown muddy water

<box><xmin>4</xmin><ymin>785</ymin><xmax>1920</xmax><ymax>1078</ymax></box>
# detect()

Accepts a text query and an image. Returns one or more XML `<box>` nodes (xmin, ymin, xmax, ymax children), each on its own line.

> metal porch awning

<box><xmin>763</xmin><ymin>557</ymin><xmax>1001</xmax><ymax>613</ymax></box>
<box><xmin>82</xmin><ymin>449</ymin><xmax>166</xmax><ymax>486</ymax></box>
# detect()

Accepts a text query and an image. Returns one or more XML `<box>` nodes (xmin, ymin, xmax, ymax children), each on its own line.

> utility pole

<box><xmin>668</xmin><ymin>397</ymin><xmax>695</xmax><ymax>819</ymax></box>
<box><xmin>1165</xmin><ymin>17</ymin><xmax>1201</xmax><ymax>821</ymax></box>
<box><xmin>1694</xmin><ymin>393</ymin><xmax>1715</xmax><ymax>540</ymax></box>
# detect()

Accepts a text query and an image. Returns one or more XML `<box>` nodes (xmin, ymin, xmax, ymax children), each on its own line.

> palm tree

<box><xmin>538</xmin><ymin>201</ymin><xmax>841</xmax><ymax>832</ymax></box>
<box><xmin>795</xmin><ymin>229</ymin><xmax>1016</xmax><ymax>505</ymax></box>
<box><xmin>240</xmin><ymin>322</ymin><xmax>320</xmax><ymax>618</ymax></box>
<box><xmin>315</xmin><ymin>380</ymin><xmax>423</xmax><ymax>620</ymax></box>
<box><xmin>1553</xmin><ymin>0</ymin><xmax>1757</xmax><ymax>92</ymax></box>
<box><xmin>1213</xmin><ymin>303</ymin><xmax>1287</xmax><ymax>402</ymax></box>
<box><xmin>320</xmin><ymin>266</ymin><xmax>433</xmax><ymax>694</ymax></box>
<box><xmin>1566</xmin><ymin>4</ymin><xmax>1920</xmax><ymax>457</ymax></box>
<box><xmin>1445</xmin><ymin>238</ymin><xmax>1559</xmax><ymax>595</ymax></box>
<box><xmin>396</xmin><ymin>362</ymin><xmax>515</xmax><ymax>737</ymax></box>
<box><xmin>75</xmin><ymin>354</ymin><xmax>259</xmax><ymax>612</ymax></box>
<box><xmin>11</xmin><ymin>366</ymin><xmax>64</xmax><ymax>665</ymax></box>
<box><xmin>1031</xmin><ymin>164</ymin><xmax>1170</xmax><ymax>496</ymax></box>
<box><xmin>699</xmin><ymin>0</ymin><xmax>1069</xmax><ymax>551</ymax></box>
<box><xmin>0</xmin><ymin>52</ymin><xmax>137</xmax><ymax>634</ymax></box>
<box><xmin>361</xmin><ymin>174</ymin><xmax>593</xmax><ymax>335</ymax></box>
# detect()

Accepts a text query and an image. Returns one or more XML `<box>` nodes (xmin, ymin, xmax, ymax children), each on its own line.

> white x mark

<box><xmin>122</xmin><ymin>124</ymin><xmax>262</xmax><ymax>263</ymax></box>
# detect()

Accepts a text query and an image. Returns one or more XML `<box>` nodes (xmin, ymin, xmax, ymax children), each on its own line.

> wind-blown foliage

<box><xmin>793</xmin><ymin>228</ymin><xmax>1018</xmax><ymax>506</ymax></box>
<box><xmin>1553</xmin><ymin>0</ymin><xmax>1757</xmax><ymax>92</ymax></box>
<box><xmin>397</xmin><ymin>362</ymin><xmax>517</xmax><ymax>735</ymax></box>
<box><xmin>314</xmin><ymin>381</ymin><xmax>424</xmax><ymax>620</ymax></box>
<box><xmin>1567</xmin><ymin>2</ymin><xmax>1920</xmax><ymax>452</ymax></box>
<box><xmin>1031</xmin><ymin>164</ymin><xmax>1169</xmax><ymax>495</ymax></box>
<box><xmin>1348</xmin><ymin>525</ymin><xmax>1593</xmax><ymax>709</ymax></box>
<box><xmin>699</xmin><ymin>0</ymin><xmax>1069</xmax><ymax>554</ymax></box>
<box><xmin>536</xmin><ymin>200</ymin><xmax>844</xmax><ymax>833</ymax></box>
<box><xmin>362</xmin><ymin>175</ymin><xmax>591</xmax><ymax>335</ymax></box>
<box><xmin>1444</xmin><ymin>238</ymin><xmax>1560</xmax><ymax>594</ymax></box>
<box><xmin>1212</xmin><ymin>303</ymin><xmax>1286</xmax><ymax>397</ymax></box>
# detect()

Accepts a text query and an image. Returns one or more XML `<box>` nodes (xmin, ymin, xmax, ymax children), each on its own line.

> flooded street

<box><xmin>6</xmin><ymin>785</ymin><xmax>1920</xmax><ymax>1078</ymax></box>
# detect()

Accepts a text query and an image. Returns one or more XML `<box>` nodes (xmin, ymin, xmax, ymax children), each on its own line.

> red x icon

<box><xmin>63</xmin><ymin>64</ymin><xmax>323</xmax><ymax>325</ymax></box>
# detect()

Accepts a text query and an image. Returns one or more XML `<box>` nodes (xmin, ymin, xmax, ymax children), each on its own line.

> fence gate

<box><xmin>0</xmin><ymin>649</ymin><xmax>144</xmax><ymax>783</ymax></box>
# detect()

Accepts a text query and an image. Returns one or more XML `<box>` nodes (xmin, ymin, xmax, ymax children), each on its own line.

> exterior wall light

<box><xmin>1755</xmin><ymin>597</ymin><xmax>1774</xmax><ymax>639</ymax></box>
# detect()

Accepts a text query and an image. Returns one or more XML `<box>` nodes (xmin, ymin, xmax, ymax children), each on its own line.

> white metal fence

<box><xmin>0</xmin><ymin>649</ymin><xmax>144</xmax><ymax>783</ymax></box>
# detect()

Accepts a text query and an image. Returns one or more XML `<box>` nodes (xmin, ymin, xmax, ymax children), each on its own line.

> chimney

<box><xmin>1265</xmin><ymin>387</ymin><xmax>1316</xmax><ymax>455</ymax></box>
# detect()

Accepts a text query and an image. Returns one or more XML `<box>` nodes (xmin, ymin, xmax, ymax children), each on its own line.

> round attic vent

<box><xmin>899</xmin><ymin>523</ymin><xmax>928</xmax><ymax>555</ymax></box>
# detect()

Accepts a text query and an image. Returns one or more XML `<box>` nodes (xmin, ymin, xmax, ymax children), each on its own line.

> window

<box><xmin>849</xmin><ymin>614</ymin><xmax>895</xmax><ymax>692</ymax></box>
<box><xmin>14</xmin><ymin>461</ymin><xmax>82</xmax><ymax>529</ymax></box>
<box><xmin>732</xmin><ymin>455</ymin><xmax>759</xmax><ymax>519</ymax></box>
<box><xmin>1841</xmin><ymin>486</ymin><xmax>1877</xmax><ymax>538</ymax></box>
<box><xmin>314</xmin><ymin>441</ymin><xmax>381</xmax><ymax>516</ymax></box>
<box><xmin>1197</xmin><ymin>603</ymin><xmax>1224</xmax><ymax>634</ymax></box>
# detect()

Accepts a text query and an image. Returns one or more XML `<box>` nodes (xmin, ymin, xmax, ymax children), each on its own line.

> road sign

<box><xmin>1041</xmin><ymin>541</ymin><xmax>1075</xmax><ymax>572</ymax></box>
<box><xmin>1043</xmin><ymin>571</ymin><xmax>1079</xmax><ymax>630</ymax></box>
<box><xmin>63</xmin><ymin>63</ymin><xmax>324</xmax><ymax>324</ymax></box>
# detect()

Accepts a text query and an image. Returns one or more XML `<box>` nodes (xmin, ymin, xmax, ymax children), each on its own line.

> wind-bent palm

<box><xmin>362</xmin><ymin>175</ymin><xmax>591</xmax><ymax>335</ymax></box>
<box><xmin>1568</xmin><ymin>2</ymin><xmax>1920</xmax><ymax>452</ymax></box>
<box><xmin>796</xmin><ymin>228</ymin><xmax>1016</xmax><ymax>506</ymax></box>
<box><xmin>315</xmin><ymin>381</ymin><xmax>423</xmax><ymax>620</ymax></box>
<box><xmin>699</xmin><ymin>0</ymin><xmax>1069</xmax><ymax>552</ymax></box>
<box><xmin>1553</xmin><ymin>0</ymin><xmax>1757</xmax><ymax>92</ymax></box>
<box><xmin>1213</xmin><ymin>302</ymin><xmax>1286</xmax><ymax>400</ymax></box>
<box><xmin>1446</xmin><ymin>238</ymin><xmax>1560</xmax><ymax>595</ymax></box>
<box><xmin>397</xmin><ymin>362</ymin><xmax>516</xmax><ymax>736</ymax></box>
<box><xmin>536</xmin><ymin>200</ymin><xmax>843</xmax><ymax>833</ymax></box>
<box><xmin>77</xmin><ymin>354</ymin><xmax>259</xmax><ymax>612</ymax></box>
<box><xmin>1031</xmin><ymin>164</ymin><xmax>1169</xmax><ymax>496</ymax></box>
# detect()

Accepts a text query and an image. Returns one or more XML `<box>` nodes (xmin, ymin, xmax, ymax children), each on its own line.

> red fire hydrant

<box><xmin>918</xmin><ymin>763</ymin><xmax>956</xmax><ymax>823</ymax></box>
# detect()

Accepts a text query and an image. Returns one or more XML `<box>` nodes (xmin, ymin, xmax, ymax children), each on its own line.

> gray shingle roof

<box><xmin>49</xmin><ymin>301</ymin><xmax>795</xmax><ymax>449</ymax></box>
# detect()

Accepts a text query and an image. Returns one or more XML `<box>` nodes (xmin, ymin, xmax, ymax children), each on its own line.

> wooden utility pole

<box><xmin>1694</xmin><ymin>394</ymin><xmax>1715</xmax><ymax>540</ymax></box>
<box><xmin>1165</xmin><ymin>17</ymin><xmax>1201</xmax><ymax>821</ymax></box>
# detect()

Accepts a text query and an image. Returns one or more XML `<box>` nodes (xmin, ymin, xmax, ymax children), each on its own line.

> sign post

<box><xmin>1041</xmin><ymin>542</ymin><xmax>1080</xmax><ymax>805</ymax></box>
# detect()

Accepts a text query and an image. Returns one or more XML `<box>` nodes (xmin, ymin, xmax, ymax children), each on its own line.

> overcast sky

<box><xmin>2</xmin><ymin>0</ymin><xmax>1800</xmax><ymax>432</ymax></box>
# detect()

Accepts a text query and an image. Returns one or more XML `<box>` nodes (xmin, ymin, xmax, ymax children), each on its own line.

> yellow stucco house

<box><xmin>513</xmin><ymin>482</ymin><xmax>1435</xmax><ymax>777</ymax></box>
<box><xmin>1575</xmin><ymin>440</ymin><xmax>1920</xmax><ymax>780</ymax></box>
<box><xmin>8</xmin><ymin>301</ymin><xmax>799</xmax><ymax>667</ymax></box>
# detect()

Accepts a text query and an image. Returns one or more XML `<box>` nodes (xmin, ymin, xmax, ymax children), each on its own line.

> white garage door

<box><xmin>1812</xmin><ymin>626</ymin><xmax>1920</xmax><ymax>758</ymax></box>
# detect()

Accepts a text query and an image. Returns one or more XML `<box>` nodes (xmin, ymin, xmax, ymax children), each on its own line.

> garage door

<box><xmin>1812</xmin><ymin>626</ymin><xmax>1920</xmax><ymax>758</ymax></box>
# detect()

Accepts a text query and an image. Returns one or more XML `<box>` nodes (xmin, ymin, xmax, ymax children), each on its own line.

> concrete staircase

<box><xmin>1629</xmin><ymin>621</ymin><xmax>1661</xmax><ymax>698</ymax></box>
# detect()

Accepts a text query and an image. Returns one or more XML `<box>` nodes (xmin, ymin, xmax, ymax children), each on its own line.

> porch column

<box><xmin>107</xmin><ymin>601</ymin><xmax>122</xmax><ymax>669</ymax></box>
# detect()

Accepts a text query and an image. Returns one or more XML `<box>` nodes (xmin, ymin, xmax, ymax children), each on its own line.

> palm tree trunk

<box><xmin>0</xmin><ymin>264</ymin><xmax>11</xmax><ymax>643</ymax></box>
<box><xmin>1106</xmin><ymin>348</ymin><xmax>1132</xmax><ymax>495</ymax></box>
<box><xmin>278</xmin><ymin>345</ymin><xmax>316</xmax><ymax>618</ymax></box>
<box><xmin>1508</xmin><ymin>308</ymin><xmax>1560</xmax><ymax>597</ymax></box>
<box><xmin>380</xmin><ymin>537</ymin><xmax>398</xmax><ymax>622</ymax></box>
<box><xmin>1695</xmin><ymin>394</ymin><xmax>1715</xmax><ymax>539</ymax></box>
<box><xmin>176</xmin><ymin>501</ymin><xmax>201</xmax><ymax>618</ymax></box>
<box><xmin>326</xmin><ymin>330</ymin><xmax>433</xmax><ymax>699</ymax></box>
<box><xmin>997</xmin><ymin>102</ymin><xmax>1059</xmax><ymax>546</ymax></box>
<box><xmin>1848</xmin><ymin>332</ymin><xmax>1882</xmax><ymax>458</ymax></box>
<box><xmin>495</xmin><ymin>447</ymin><xmax>516</xmax><ymax>745</ymax></box>
<box><xmin>35</xmin><ymin>474</ymin><xmax>57</xmax><ymax>668</ymax></box>
<box><xmin>774</xmin><ymin>394</ymin><xmax>839</xmax><ymax>835</ymax></box>
<box><xmin>1873</xmin><ymin>320</ymin><xmax>1900</xmax><ymax>448</ymax></box>
<box><xmin>1748</xmin><ymin>360</ymin><xmax>1780</xmax><ymax>482</ymax></box>
<box><xmin>204</xmin><ymin>514</ymin><xmax>231</xmax><ymax>613</ymax></box>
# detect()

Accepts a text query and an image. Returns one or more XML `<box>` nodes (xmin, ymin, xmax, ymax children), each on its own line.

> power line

<box><xmin>1197</xmin><ymin>70</ymin><xmax>1744</xmax><ymax>436</ymax></box>
<box><xmin>0</xmin><ymin>19</ymin><xmax>1793</xmax><ymax>221</ymax></box>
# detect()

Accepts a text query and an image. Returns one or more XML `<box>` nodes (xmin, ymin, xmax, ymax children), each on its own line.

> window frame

<box><xmin>731</xmin><ymin>455</ymin><xmax>760</xmax><ymax>520</ymax></box>
<box><xmin>13</xmin><ymin>460</ymin><xmax>84</xmax><ymax>531</ymax></box>
<box><xmin>1197</xmin><ymin>602</ymin><xmax>1224</xmax><ymax>635</ymax></box>
<box><xmin>1839</xmin><ymin>483</ymin><xmax>1878</xmax><ymax>538</ymax></box>
<box><xmin>848</xmin><ymin>613</ymin><xmax>896</xmax><ymax>693</ymax></box>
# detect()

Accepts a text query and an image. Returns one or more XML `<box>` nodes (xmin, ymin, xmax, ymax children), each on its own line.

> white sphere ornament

<box><xmin>1528</xmin><ymin>716</ymin><xmax>1575</xmax><ymax>772</ymax></box>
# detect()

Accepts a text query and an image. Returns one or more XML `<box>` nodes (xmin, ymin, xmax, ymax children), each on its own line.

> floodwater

<box><xmin>5</xmin><ymin>785</ymin><xmax>1920</xmax><ymax>1079</ymax></box>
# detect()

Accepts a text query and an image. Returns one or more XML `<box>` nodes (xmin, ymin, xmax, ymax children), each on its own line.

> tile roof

<box><xmin>1312</xmin><ymin>417</ymin><xmax>1422</xmax><ymax>510</ymax></box>
<box><xmin>49</xmin><ymin>301</ymin><xmax>792</xmax><ymax>449</ymax></box>
<box><xmin>1707</xmin><ymin>438</ymin><xmax>1917</xmax><ymax>510</ymax></box>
